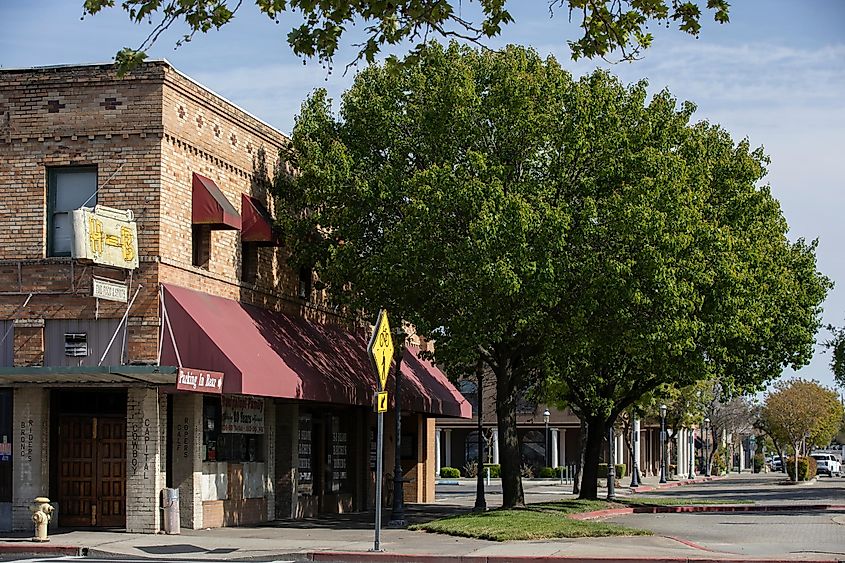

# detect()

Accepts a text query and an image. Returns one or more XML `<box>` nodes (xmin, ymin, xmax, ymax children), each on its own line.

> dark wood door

<box><xmin>57</xmin><ymin>416</ymin><xmax>126</xmax><ymax>527</ymax></box>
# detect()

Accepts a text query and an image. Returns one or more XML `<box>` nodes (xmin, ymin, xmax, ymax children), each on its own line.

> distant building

<box><xmin>0</xmin><ymin>61</ymin><xmax>470</xmax><ymax>533</ymax></box>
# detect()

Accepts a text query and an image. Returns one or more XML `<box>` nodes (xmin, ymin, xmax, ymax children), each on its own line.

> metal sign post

<box><xmin>367</xmin><ymin>310</ymin><xmax>394</xmax><ymax>553</ymax></box>
<box><xmin>373</xmin><ymin>382</ymin><xmax>385</xmax><ymax>552</ymax></box>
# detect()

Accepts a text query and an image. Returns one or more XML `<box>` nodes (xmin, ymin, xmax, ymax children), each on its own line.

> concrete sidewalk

<box><xmin>3</xmin><ymin>473</ymin><xmax>839</xmax><ymax>562</ymax></box>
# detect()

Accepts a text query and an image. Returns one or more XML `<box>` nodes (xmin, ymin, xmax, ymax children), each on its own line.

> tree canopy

<box><xmin>274</xmin><ymin>41</ymin><xmax>830</xmax><ymax>502</ymax></box>
<box><xmin>81</xmin><ymin>0</ymin><xmax>730</xmax><ymax>71</ymax></box>
<box><xmin>760</xmin><ymin>379</ymin><xmax>843</xmax><ymax>480</ymax></box>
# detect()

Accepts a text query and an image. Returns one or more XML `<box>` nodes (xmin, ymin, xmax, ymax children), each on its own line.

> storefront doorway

<box><xmin>50</xmin><ymin>390</ymin><xmax>127</xmax><ymax>527</ymax></box>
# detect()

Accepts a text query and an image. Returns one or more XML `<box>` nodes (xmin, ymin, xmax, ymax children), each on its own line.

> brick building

<box><xmin>0</xmin><ymin>61</ymin><xmax>470</xmax><ymax>533</ymax></box>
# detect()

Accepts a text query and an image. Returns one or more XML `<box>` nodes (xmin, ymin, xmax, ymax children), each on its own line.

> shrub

<box><xmin>440</xmin><ymin>466</ymin><xmax>460</xmax><ymax>478</ymax></box>
<box><xmin>538</xmin><ymin>466</ymin><xmax>556</xmax><ymax>478</ymax></box>
<box><xmin>753</xmin><ymin>453</ymin><xmax>765</xmax><ymax>473</ymax></box>
<box><xmin>463</xmin><ymin>460</ymin><xmax>479</xmax><ymax>478</ymax></box>
<box><xmin>483</xmin><ymin>464</ymin><xmax>501</xmax><ymax>478</ymax></box>
<box><xmin>597</xmin><ymin>463</ymin><xmax>627</xmax><ymax>479</ymax></box>
<box><xmin>786</xmin><ymin>456</ymin><xmax>817</xmax><ymax>481</ymax></box>
<box><xmin>713</xmin><ymin>446</ymin><xmax>728</xmax><ymax>475</ymax></box>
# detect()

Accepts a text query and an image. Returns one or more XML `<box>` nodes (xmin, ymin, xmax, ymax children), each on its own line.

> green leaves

<box><xmin>83</xmin><ymin>1</ymin><xmax>730</xmax><ymax>71</ymax></box>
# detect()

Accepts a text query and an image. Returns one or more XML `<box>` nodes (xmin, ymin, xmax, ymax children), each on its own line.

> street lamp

<box><xmin>659</xmin><ymin>404</ymin><xmax>667</xmax><ymax>484</ymax></box>
<box><xmin>688</xmin><ymin>426</ymin><xmax>695</xmax><ymax>479</ymax></box>
<box><xmin>543</xmin><ymin>409</ymin><xmax>551</xmax><ymax>469</ymax></box>
<box><xmin>704</xmin><ymin>417</ymin><xmax>711</xmax><ymax>477</ymax></box>
<box><xmin>630</xmin><ymin>416</ymin><xmax>641</xmax><ymax>488</ymax></box>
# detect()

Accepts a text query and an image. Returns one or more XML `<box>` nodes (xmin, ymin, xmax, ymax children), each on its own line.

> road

<box><xmin>605</xmin><ymin>472</ymin><xmax>845</xmax><ymax>558</ymax></box>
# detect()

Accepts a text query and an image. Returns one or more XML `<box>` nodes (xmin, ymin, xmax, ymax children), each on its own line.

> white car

<box><xmin>810</xmin><ymin>453</ymin><xmax>841</xmax><ymax>477</ymax></box>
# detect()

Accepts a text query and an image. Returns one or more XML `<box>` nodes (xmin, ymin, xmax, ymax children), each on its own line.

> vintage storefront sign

<box><xmin>71</xmin><ymin>205</ymin><xmax>140</xmax><ymax>269</ymax></box>
<box><xmin>176</xmin><ymin>367</ymin><xmax>224</xmax><ymax>394</ymax></box>
<box><xmin>221</xmin><ymin>395</ymin><xmax>264</xmax><ymax>434</ymax></box>
<box><xmin>92</xmin><ymin>277</ymin><xmax>129</xmax><ymax>302</ymax></box>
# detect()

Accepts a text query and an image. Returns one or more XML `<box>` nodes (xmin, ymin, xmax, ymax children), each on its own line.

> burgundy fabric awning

<box><xmin>192</xmin><ymin>173</ymin><xmax>241</xmax><ymax>230</ymax></box>
<box><xmin>159</xmin><ymin>283</ymin><xmax>471</xmax><ymax>418</ymax></box>
<box><xmin>241</xmin><ymin>194</ymin><xmax>281</xmax><ymax>245</ymax></box>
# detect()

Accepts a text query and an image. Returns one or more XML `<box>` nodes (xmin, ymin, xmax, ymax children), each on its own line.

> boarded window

<box><xmin>48</xmin><ymin>167</ymin><xmax>97</xmax><ymax>256</ymax></box>
<box><xmin>44</xmin><ymin>319</ymin><xmax>122</xmax><ymax>366</ymax></box>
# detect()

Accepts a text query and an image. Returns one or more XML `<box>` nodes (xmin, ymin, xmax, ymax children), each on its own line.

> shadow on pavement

<box><xmin>257</xmin><ymin>503</ymin><xmax>470</xmax><ymax>530</ymax></box>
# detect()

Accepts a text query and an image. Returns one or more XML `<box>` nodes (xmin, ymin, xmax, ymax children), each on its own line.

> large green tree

<box><xmin>542</xmin><ymin>89</ymin><xmax>830</xmax><ymax>497</ymax></box>
<box><xmin>82</xmin><ymin>0</ymin><xmax>729</xmax><ymax>70</ymax></box>
<box><xmin>275</xmin><ymin>42</ymin><xmax>830</xmax><ymax>503</ymax></box>
<box><xmin>276</xmin><ymin>43</ymin><xmax>572</xmax><ymax>507</ymax></box>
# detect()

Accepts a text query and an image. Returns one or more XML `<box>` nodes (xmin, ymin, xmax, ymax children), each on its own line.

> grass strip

<box><xmin>410</xmin><ymin>497</ymin><xmax>753</xmax><ymax>541</ymax></box>
<box><xmin>409</xmin><ymin>500</ymin><xmax>649</xmax><ymax>541</ymax></box>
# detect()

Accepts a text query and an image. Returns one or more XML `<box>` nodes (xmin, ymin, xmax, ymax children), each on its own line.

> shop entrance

<box><xmin>51</xmin><ymin>390</ymin><xmax>127</xmax><ymax>527</ymax></box>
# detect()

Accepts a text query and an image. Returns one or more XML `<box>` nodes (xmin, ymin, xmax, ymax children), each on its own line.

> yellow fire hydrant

<box><xmin>30</xmin><ymin>497</ymin><xmax>54</xmax><ymax>542</ymax></box>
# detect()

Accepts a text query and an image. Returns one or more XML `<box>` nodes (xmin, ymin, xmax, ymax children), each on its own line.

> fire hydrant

<box><xmin>30</xmin><ymin>497</ymin><xmax>53</xmax><ymax>542</ymax></box>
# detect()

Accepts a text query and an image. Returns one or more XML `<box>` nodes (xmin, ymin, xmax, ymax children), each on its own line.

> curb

<box><xmin>631</xmin><ymin>476</ymin><xmax>724</xmax><ymax>493</ymax></box>
<box><xmin>0</xmin><ymin>542</ymin><xmax>86</xmax><ymax>556</ymax></box>
<box><xmin>307</xmin><ymin>552</ymin><xmax>843</xmax><ymax>563</ymax></box>
<box><xmin>570</xmin><ymin>503</ymin><xmax>845</xmax><ymax>521</ymax></box>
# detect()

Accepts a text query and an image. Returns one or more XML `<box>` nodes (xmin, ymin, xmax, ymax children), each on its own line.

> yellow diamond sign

<box><xmin>367</xmin><ymin>309</ymin><xmax>394</xmax><ymax>391</ymax></box>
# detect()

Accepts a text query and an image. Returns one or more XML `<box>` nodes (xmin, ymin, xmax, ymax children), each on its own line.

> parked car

<box><xmin>769</xmin><ymin>456</ymin><xmax>783</xmax><ymax>471</ymax></box>
<box><xmin>810</xmin><ymin>453</ymin><xmax>842</xmax><ymax>477</ymax></box>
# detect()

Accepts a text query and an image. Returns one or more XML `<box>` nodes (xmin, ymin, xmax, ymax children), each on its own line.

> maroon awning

<box><xmin>159</xmin><ymin>283</ymin><xmax>471</xmax><ymax>418</ymax></box>
<box><xmin>192</xmin><ymin>173</ymin><xmax>241</xmax><ymax>230</ymax></box>
<box><xmin>241</xmin><ymin>194</ymin><xmax>281</xmax><ymax>245</ymax></box>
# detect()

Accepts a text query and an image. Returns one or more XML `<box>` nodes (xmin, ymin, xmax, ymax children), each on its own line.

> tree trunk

<box><xmin>793</xmin><ymin>442</ymin><xmax>800</xmax><ymax>482</ymax></box>
<box><xmin>578</xmin><ymin>417</ymin><xmax>607</xmax><ymax>500</ymax></box>
<box><xmin>572</xmin><ymin>418</ymin><xmax>587</xmax><ymax>496</ymax></box>
<box><xmin>496</xmin><ymin>373</ymin><xmax>524</xmax><ymax>508</ymax></box>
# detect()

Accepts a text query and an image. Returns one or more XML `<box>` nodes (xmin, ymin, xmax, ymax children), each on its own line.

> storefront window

<box><xmin>203</xmin><ymin>396</ymin><xmax>265</xmax><ymax>462</ymax></box>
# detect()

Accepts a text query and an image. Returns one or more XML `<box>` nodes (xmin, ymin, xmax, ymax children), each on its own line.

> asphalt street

<box><xmin>606</xmin><ymin>473</ymin><xmax>845</xmax><ymax>558</ymax></box>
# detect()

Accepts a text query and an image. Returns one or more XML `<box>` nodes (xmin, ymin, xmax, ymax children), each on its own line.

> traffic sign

<box><xmin>367</xmin><ymin>310</ymin><xmax>394</xmax><ymax>391</ymax></box>
<box><xmin>377</xmin><ymin>391</ymin><xmax>388</xmax><ymax>413</ymax></box>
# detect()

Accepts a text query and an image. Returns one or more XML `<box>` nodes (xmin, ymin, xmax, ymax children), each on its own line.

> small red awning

<box><xmin>192</xmin><ymin>173</ymin><xmax>241</xmax><ymax>230</ymax></box>
<box><xmin>241</xmin><ymin>194</ymin><xmax>281</xmax><ymax>245</ymax></box>
<box><xmin>159</xmin><ymin>284</ymin><xmax>471</xmax><ymax>418</ymax></box>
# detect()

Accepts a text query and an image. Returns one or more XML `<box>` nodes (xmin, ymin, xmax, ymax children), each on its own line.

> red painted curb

<box><xmin>0</xmin><ymin>542</ymin><xmax>84</xmax><ymax>556</ymax></box>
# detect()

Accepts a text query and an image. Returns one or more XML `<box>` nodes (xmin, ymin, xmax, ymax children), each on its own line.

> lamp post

<box><xmin>659</xmin><ymin>404</ymin><xmax>667</xmax><ymax>484</ymax></box>
<box><xmin>688</xmin><ymin>427</ymin><xmax>695</xmax><ymax>479</ymax></box>
<box><xmin>704</xmin><ymin>417</ymin><xmax>711</xmax><ymax>477</ymax></box>
<box><xmin>543</xmin><ymin>409</ymin><xmax>551</xmax><ymax>469</ymax></box>
<box><xmin>630</xmin><ymin>416</ymin><xmax>641</xmax><ymax>487</ymax></box>
<box><xmin>473</xmin><ymin>362</ymin><xmax>487</xmax><ymax>512</ymax></box>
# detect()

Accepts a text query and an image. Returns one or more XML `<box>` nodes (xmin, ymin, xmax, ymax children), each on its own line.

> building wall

<box><xmin>10</xmin><ymin>387</ymin><xmax>49</xmax><ymax>530</ymax></box>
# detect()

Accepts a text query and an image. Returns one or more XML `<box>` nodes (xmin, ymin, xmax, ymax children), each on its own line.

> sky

<box><xmin>2</xmin><ymin>0</ymin><xmax>843</xmax><ymax>390</ymax></box>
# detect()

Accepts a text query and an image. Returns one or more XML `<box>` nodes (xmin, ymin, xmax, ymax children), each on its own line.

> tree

<box><xmin>826</xmin><ymin>323</ymin><xmax>845</xmax><ymax>388</ymax></box>
<box><xmin>276</xmin><ymin>43</ymin><xmax>574</xmax><ymax>508</ymax></box>
<box><xmin>81</xmin><ymin>0</ymin><xmax>729</xmax><ymax>71</ymax></box>
<box><xmin>540</xmin><ymin>78</ymin><xmax>830</xmax><ymax>497</ymax></box>
<box><xmin>760</xmin><ymin>379</ymin><xmax>844</xmax><ymax>481</ymax></box>
<box><xmin>275</xmin><ymin>42</ymin><xmax>830</xmax><ymax>503</ymax></box>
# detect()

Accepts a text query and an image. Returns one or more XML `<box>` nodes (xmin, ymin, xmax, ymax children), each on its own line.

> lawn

<box><xmin>409</xmin><ymin>499</ymin><xmax>648</xmax><ymax>541</ymax></box>
<box><xmin>410</xmin><ymin>497</ymin><xmax>753</xmax><ymax>541</ymax></box>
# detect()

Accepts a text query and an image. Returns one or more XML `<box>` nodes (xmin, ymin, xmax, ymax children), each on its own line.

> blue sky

<box><xmin>2</xmin><ymin>1</ymin><xmax>844</xmax><ymax>390</ymax></box>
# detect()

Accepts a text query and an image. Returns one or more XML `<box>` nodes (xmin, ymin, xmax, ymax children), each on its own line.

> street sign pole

<box><xmin>367</xmin><ymin>310</ymin><xmax>394</xmax><ymax>553</ymax></box>
<box><xmin>373</xmin><ymin>382</ymin><xmax>385</xmax><ymax>552</ymax></box>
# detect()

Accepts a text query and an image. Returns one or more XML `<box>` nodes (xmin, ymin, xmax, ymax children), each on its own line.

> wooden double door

<box><xmin>57</xmin><ymin>416</ymin><xmax>126</xmax><ymax>527</ymax></box>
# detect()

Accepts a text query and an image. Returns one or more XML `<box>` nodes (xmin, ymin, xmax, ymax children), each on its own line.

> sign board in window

<box><xmin>221</xmin><ymin>395</ymin><xmax>264</xmax><ymax>434</ymax></box>
<box><xmin>0</xmin><ymin>439</ymin><xmax>10</xmax><ymax>462</ymax></box>
<box><xmin>331</xmin><ymin>416</ymin><xmax>348</xmax><ymax>493</ymax></box>
<box><xmin>71</xmin><ymin>205</ymin><xmax>139</xmax><ymax>270</ymax></box>
<box><xmin>92</xmin><ymin>278</ymin><xmax>129</xmax><ymax>303</ymax></box>
<box><xmin>297</xmin><ymin>414</ymin><xmax>313</xmax><ymax>495</ymax></box>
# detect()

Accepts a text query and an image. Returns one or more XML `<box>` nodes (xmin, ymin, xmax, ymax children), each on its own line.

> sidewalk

<box><xmin>1</xmin><ymin>473</ymin><xmax>839</xmax><ymax>562</ymax></box>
